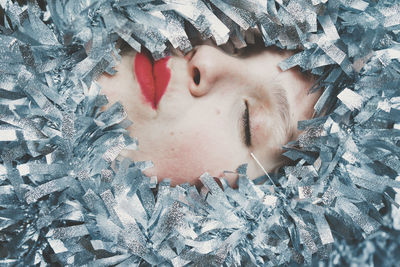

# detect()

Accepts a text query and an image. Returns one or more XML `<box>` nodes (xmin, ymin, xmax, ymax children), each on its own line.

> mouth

<box><xmin>134</xmin><ymin>47</ymin><xmax>171</xmax><ymax>109</ymax></box>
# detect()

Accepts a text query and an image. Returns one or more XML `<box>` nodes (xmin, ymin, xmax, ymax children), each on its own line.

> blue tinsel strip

<box><xmin>0</xmin><ymin>0</ymin><xmax>399</xmax><ymax>266</ymax></box>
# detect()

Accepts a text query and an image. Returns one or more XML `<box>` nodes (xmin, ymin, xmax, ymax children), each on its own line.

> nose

<box><xmin>187</xmin><ymin>45</ymin><xmax>240</xmax><ymax>97</ymax></box>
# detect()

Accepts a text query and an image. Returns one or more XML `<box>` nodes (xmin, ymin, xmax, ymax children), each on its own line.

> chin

<box><xmin>142</xmin><ymin>165</ymin><xmax>200</xmax><ymax>187</ymax></box>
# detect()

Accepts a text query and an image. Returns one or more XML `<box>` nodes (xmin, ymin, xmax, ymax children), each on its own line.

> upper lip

<box><xmin>134</xmin><ymin>48</ymin><xmax>171</xmax><ymax>110</ymax></box>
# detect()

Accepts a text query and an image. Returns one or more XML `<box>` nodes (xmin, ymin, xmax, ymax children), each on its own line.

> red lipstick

<box><xmin>134</xmin><ymin>48</ymin><xmax>171</xmax><ymax>109</ymax></box>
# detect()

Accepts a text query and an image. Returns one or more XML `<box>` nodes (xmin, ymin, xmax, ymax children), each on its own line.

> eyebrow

<box><xmin>269</xmin><ymin>83</ymin><xmax>293</xmax><ymax>141</ymax></box>
<box><xmin>249</xmin><ymin>81</ymin><xmax>293</xmax><ymax>151</ymax></box>
<box><xmin>271</xmin><ymin>84</ymin><xmax>290</xmax><ymax>129</ymax></box>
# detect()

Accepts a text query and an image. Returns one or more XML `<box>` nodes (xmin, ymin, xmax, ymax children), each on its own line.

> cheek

<box><xmin>150</xmin><ymin>133</ymin><xmax>213</xmax><ymax>185</ymax></box>
<box><xmin>147</xmin><ymin>129</ymin><xmax>240</xmax><ymax>186</ymax></box>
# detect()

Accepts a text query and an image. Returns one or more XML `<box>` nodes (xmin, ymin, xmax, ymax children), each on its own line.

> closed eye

<box><xmin>242</xmin><ymin>100</ymin><xmax>252</xmax><ymax>147</ymax></box>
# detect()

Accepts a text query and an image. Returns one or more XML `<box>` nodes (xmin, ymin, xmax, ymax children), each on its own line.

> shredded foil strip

<box><xmin>0</xmin><ymin>0</ymin><xmax>400</xmax><ymax>266</ymax></box>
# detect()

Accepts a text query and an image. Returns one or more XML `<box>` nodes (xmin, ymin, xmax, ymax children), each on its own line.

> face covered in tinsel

<box><xmin>98</xmin><ymin>39</ymin><xmax>321</xmax><ymax>188</ymax></box>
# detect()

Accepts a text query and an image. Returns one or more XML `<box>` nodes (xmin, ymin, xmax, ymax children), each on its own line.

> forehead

<box><xmin>248</xmin><ymin>46</ymin><xmax>294</xmax><ymax>65</ymax></box>
<box><xmin>248</xmin><ymin>47</ymin><xmax>315</xmax><ymax>85</ymax></box>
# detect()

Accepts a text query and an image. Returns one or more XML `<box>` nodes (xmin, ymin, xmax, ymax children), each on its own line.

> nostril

<box><xmin>193</xmin><ymin>67</ymin><xmax>200</xmax><ymax>85</ymax></box>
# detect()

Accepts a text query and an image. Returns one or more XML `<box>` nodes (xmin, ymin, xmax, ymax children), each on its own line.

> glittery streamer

<box><xmin>337</xmin><ymin>88</ymin><xmax>364</xmax><ymax>111</ymax></box>
<box><xmin>1</xmin><ymin>0</ymin><xmax>400</xmax><ymax>266</ymax></box>
<box><xmin>25</xmin><ymin>176</ymin><xmax>73</xmax><ymax>204</ymax></box>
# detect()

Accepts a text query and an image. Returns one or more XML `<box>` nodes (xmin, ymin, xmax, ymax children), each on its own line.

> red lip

<box><xmin>134</xmin><ymin>48</ymin><xmax>171</xmax><ymax>109</ymax></box>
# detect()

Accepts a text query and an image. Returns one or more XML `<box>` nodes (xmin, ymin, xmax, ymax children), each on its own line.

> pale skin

<box><xmin>97</xmin><ymin>42</ymin><xmax>321</xmax><ymax>188</ymax></box>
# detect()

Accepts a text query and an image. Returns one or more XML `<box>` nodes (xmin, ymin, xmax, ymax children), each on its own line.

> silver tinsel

<box><xmin>0</xmin><ymin>0</ymin><xmax>400</xmax><ymax>266</ymax></box>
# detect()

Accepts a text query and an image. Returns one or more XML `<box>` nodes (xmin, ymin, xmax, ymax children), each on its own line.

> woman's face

<box><xmin>98</xmin><ymin>42</ymin><xmax>320</xmax><ymax>187</ymax></box>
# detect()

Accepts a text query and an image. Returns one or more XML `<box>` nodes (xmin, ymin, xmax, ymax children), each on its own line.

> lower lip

<box><xmin>134</xmin><ymin>48</ymin><xmax>171</xmax><ymax>109</ymax></box>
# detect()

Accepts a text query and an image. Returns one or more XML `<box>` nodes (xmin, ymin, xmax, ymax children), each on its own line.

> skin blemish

<box><xmin>170</xmin><ymin>131</ymin><xmax>174</xmax><ymax>136</ymax></box>
<box><xmin>216</xmin><ymin>109</ymin><xmax>221</xmax><ymax>115</ymax></box>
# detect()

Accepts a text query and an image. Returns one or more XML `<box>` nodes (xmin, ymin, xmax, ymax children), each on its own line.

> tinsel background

<box><xmin>0</xmin><ymin>0</ymin><xmax>400</xmax><ymax>266</ymax></box>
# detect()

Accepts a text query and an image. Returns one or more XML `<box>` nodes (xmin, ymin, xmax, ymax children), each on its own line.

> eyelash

<box><xmin>242</xmin><ymin>100</ymin><xmax>252</xmax><ymax>147</ymax></box>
